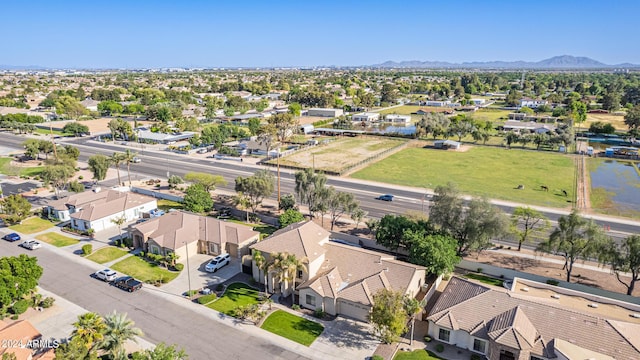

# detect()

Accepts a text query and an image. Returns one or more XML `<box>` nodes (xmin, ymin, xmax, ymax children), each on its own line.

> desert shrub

<box><xmin>435</xmin><ymin>344</ymin><xmax>444</xmax><ymax>353</ymax></box>
<box><xmin>197</xmin><ymin>294</ymin><xmax>217</xmax><ymax>304</ymax></box>
<box><xmin>12</xmin><ymin>300</ymin><xmax>30</xmax><ymax>315</ymax></box>
<box><xmin>174</xmin><ymin>263</ymin><xmax>184</xmax><ymax>271</ymax></box>
<box><xmin>546</xmin><ymin>279</ymin><xmax>560</xmax><ymax>286</ymax></box>
<box><xmin>40</xmin><ymin>297</ymin><xmax>55</xmax><ymax>308</ymax></box>
<box><xmin>424</xmin><ymin>336</ymin><xmax>431</xmax><ymax>342</ymax></box>
<box><xmin>291</xmin><ymin>304</ymin><xmax>301</xmax><ymax>311</ymax></box>
<box><xmin>10</xmin><ymin>315</ymin><xmax>19</xmax><ymax>320</ymax></box>
<box><xmin>82</xmin><ymin>244</ymin><xmax>92</xmax><ymax>255</ymax></box>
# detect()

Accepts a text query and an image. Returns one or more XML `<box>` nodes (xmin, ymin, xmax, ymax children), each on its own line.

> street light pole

<box><xmin>183</xmin><ymin>241</ymin><xmax>192</xmax><ymax>300</ymax></box>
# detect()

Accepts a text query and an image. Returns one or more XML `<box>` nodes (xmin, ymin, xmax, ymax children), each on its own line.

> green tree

<box><xmin>168</xmin><ymin>175</ymin><xmax>184</xmax><ymax>189</ymax></box>
<box><xmin>278</xmin><ymin>193</ymin><xmax>296</xmax><ymax>211</ymax></box>
<box><xmin>62</xmin><ymin>122</ymin><xmax>90</xmax><ymax>136</ymax></box>
<box><xmin>294</xmin><ymin>168</ymin><xmax>327</xmax><ymax>217</ymax></box>
<box><xmin>375</xmin><ymin>215</ymin><xmax>419</xmax><ymax>254</ymax></box>
<box><xmin>0</xmin><ymin>194</ymin><xmax>32</xmax><ymax>225</ymax></box>
<box><xmin>257</xmin><ymin>124</ymin><xmax>277</xmax><ymax>155</ymax></box>
<box><xmin>55</xmin><ymin>337</ymin><xmax>99</xmax><ymax>360</ymax></box>
<box><xmin>279</xmin><ymin>209</ymin><xmax>305</xmax><ymax>228</ymax></box>
<box><xmin>55</xmin><ymin>95</ymin><xmax>89</xmax><ymax>119</ymax></box>
<box><xmin>589</xmin><ymin>121</ymin><xmax>616</xmax><ymax>134</ymax></box>
<box><xmin>109</xmin><ymin>152</ymin><xmax>127</xmax><ymax>186</ymax></box>
<box><xmin>100</xmin><ymin>311</ymin><xmax>143</xmax><ymax>360</ymax></box>
<box><xmin>183</xmin><ymin>184</ymin><xmax>213</xmax><ymax>213</ymax></box>
<box><xmin>600</xmin><ymin>235</ymin><xmax>640</xmax><ymax>295</ymax></box>
<box><xmin>571</xmin><ymin>101</ymin><xmax>587</xmax><ymax>130</ymax></box>
<box><xmin>403</xmin><ymin>296</ymin><xmax>422</xmax><ymax>346</ymax></box>
<box><xmin>326</xmin><ymin>188</ymin><xmax>358</xmax><ymax>231</ymax></box>
<box><xmin>247</xmin><ymin>117</ymin><xmax>261</xmax><ymax>136</ymax></box>
<box><xmin>536</xmin><ymin>210</ymin><xmax>605</xmax><ymax>282</ymax></box>
<box><xmin>267</xmin><ymin>113</ymin><xmax>297</xmax><ymax>142</ymax></box>
<box><xmin>110</xmin><ymin>216</ymin><xmax>127</xmax><ymax>245</ymax></box>
<box><xmin>368</xmin><ymin>289</ymin><xmax>407</xmax><ymax>344</ymax></box>
<box><xmin>130</xmin><ymin>342</ymin><xmax>188</xmax><ymax>360</ymax></box>
<box><xmin>380</xmin><ymin>83</ymin><xmax>398</xmax><ymax>104</ymax></box>
<box><xmin>0</xmin><ymin>255</ymin><xmax>43</xmax><ymax>313</ymax></box>
<box><xmin>41</xmin><ymin>165</ymin><xmax>75</xmax><ymax>197</ymax></box>
<box><xmin>288</xmin><ymin>102</ymin><xmax>302</xmax><ymax>116</ymax></box>
<box><xmin>510</xmin><ymin>207</ymin><xmax>549</xmax><ymax>251</ymax></box>
<box><xmin>88</xmin><ymin>154</ymin><xmax>110</xmax><ymax>181</ymax></box>
<box><xmin>98</xmin><ymin>100</ymin><xmax>124</xmax><ymax>116</ymax></box>
<box><xmin>184</xmin><ymin>172</ymin><xmax>227</xmax><ymax>192</ymax></box>
<box><xmin>625</xmin><ymin>104</ymin><xmax>640</xmax><ymax>131</ymax></box>
<box><xmin>234</xmin><ymin>169</ymin><xmax>275</xmax><ymax>214</ymax></box>
<box><xmin>350</xmin><ymin>208</ymin><xmax>367</xmax><ymax>231</ymax></box>
<box><xmin>406</xmin><ymin>230</ymin><xmax>459</xmax><ymax>276</ymax></box>
<box><xmin>252</xmin><ymin>250</ymin><xmax>269</xmax><ymax>296</ymax></box>
<box><xmin>72</xmin><ymin>312</ymin><xmax>107</xmax><ymax>352</ymax></box>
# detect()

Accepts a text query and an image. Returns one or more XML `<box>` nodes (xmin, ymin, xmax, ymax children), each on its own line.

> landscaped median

<box><xmin>260</xmin><ymin>310</ymin><xmax>324</xmax><ymax>346</ymax></box>
<box><xmin>111</xmin><ymin>255</ymin><xmax>179</xmax><ymax>285</ymax></box>
<box><xmin>9</xmin><ymin>217</ymin><xmax>54</xmax><ymax>234</ymax></box>
<box><xmin>85</xmin><ymin>246</ymin><xmax>129</xmax><ymax>264</ymax></box>
<box><xmin>35</xmin><ymin>232</ymin><xmax>79</xmax><ymax>247</ymax></box>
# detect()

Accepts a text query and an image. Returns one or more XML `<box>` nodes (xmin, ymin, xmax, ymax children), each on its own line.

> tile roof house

<box><xmin>250</xmin><ymin>221</ymin><xmax>426</xmax><ymax>322</ymax></box>
<box><xmin>426</xmin><ymin>277</ymin><xmax>640</xmax><ymax>360</ymax></box>
<box><xmin>129</xmin><ymin>211</ymin><xmax>259</xmax><ymax>261</ymax></box>
<box><xmin>45</xmin><ymin>189</ymin><xmax>157</xmax><ymax>232</ymax></box>
<box><xmin>0</xmin><ymin>320</ymin><xmax>56</xmax><ymax>360</ymax></box>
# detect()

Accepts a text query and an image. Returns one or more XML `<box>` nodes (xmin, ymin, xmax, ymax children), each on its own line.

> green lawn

<box><xmin>227</xmin><ymin>220</ymin><xmax>277</xmax><ymax>238</ymax></box>
<box><xmin>260</xmin><ymin>310</ymin><xmax>324</xmax><ymax>346</ymax></box>
<box><xmin>473</xmin><ymin>108</ymin><xmax>512</xmax><ymax>124</ymax></box>
<box><xmin>157</xmin><ymin>199</ymin><xmax>184</xmax><ymax>212</ymax></box>
<box><xmin>206</xmin><ymin>282</ymin><xmax>262</xmax><ymax>316</ymax></box>
<box><xmin>35</xmin><ymin>232</ymin><xmax>79</xmax><ymax>247</ymax></box>
<box><xmin>111</xmin><ymin>255</ymin><xmax>179</xmax><ymax>283</ymax></box>
<box><xmin>351</xmin><ymin>146</ymin><xmax>575</xmax><ymax>208</ymax></box>
<box><xmin>86</xmin><ymin>246</ymin><xmax>130</xmax><ymax>264</ymax></box>
<box><xmin>34</xmin><ymin>128</ymin><xmax>67</xmax><ymax>136</ymax></box>
<box><xmin>0</xmin><ymin>157</ymin><xmax>44</xmax><ymax>177</ymax></box>
<box><xmin>394</xmin><ymin>350</ymin><xmax>444</xmax><ymax>360</ymax></box>
<box><xmin>464</xmin><ymin>273</ymin><xmax>504</xmax><ymax>287</ymax></box>
<box><xmin>9</xmin><ymin>217</ymin><xmax>55</xmax><ymax>234</ymax></box>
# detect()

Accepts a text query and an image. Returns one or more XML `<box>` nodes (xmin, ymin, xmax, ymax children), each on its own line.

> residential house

<box><xmin>307</xmin><ymin>108</ymin><xmax>344</xmax><ymax>117</ymax></box>
<box><xmin>502</xmin><ymin>120</ymin><xmax>555</xmax><ymax>134</ymax></box>
<box><xmin>426</xmin><ymin>277</ymin><xmax>640</xmax><ymax>360</ymax></box>
<box><xmin>385</xmin><ymin>114</ymin><xmax>412</xmax><ymax>124</ymax></box>
<box><xmin>45</xmin><ymin>189</ymin><xmax>157</xmax><ymax>232</ymax></box>
<box><xmin>135</xmin><ymin>130</ymin><xmax>196</xmax><ymax>144</ymax></box>
<box><xmin>0</xmin><ymin>320</ymin><xmax>56</xmax><ymax>360</ymax></box>
<box><xmin>352</xmin><ymin>112</ymin><xmax>380</xmax><ymax>123</ymax></box>
<box><xmin>470</xmin><ymin>99</ymin><xmax>486</xmax><ymax>106</ymax></box>
<box><xmin>424</xmin><ymin>100</ymin><xmax>451</xmax><ymax>107</ymax></box>
<box><xmin>250</xmin><ymin>221</ymin><xmax>426</xmax><ymax>322</ymax></box>
<box><xmin>518</xmin><ymin>98</ymin><xmax>548</xmax><ymax>109</ymax></box>
<box><xmin>80</xmin><ymin>98</ymin><xmax>99</xmax><ymax>112</ymax></box>
<box><xmin>130</xmin><ymin>211</ymin><xmax>259</xmax><ymax>261</ymax></box>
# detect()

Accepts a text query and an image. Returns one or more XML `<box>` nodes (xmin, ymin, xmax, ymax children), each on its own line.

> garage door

<box><xmin>227</xmin><ymin>244</ymin><xmax>239</xmax><ymax>258</ymax></box>
<box><xmin>338</xmin><ymin>300</ymin><xmax>370</xmax><ymax>322</ymax></box>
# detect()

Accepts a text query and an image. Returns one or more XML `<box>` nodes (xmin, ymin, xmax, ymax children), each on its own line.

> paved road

<box><xmin>3</xmin><ymin>133</ymin><xmax>639</xmax><ymax>238</ymax></box>
<box><xmin>0</xmin><ymin>240</ymin><xmax>308</xmax><ymax>360</ymax></box>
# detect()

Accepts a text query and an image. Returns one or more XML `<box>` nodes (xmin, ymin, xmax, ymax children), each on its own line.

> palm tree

<box><xmin>403</xmin><ymin>296</ymin><xmax>423</xmax><ymax>346</ymax></box>
<box><xmin>123</xmin><ymin>149</ymin><xmax>137</xmax><ymax>186</ymax></box>
<box><xmin>100</xmin><ymin>311</ymin><xmax>143</xmax><ymax>360</ymax></box>
<box><xmin>267</xmin><ymin>252</ymin><xmax>288</xmax><ymax>296</ymax></box>
<box><xmin>110</xmin><ymin>152</ymin><xmax>127</xmax><ymax>186</ymax></box>
<box><xmin>253</xmin><ymin>250</ymin><xmax>269</xmax><ymax>296</ymax></box>
<box><xmin>165</xmin><ymin>252</ymin><xmax>179</xmax><ymax>268</ymax></box>
<box><xmin>283</xmin><ymin>253</ymin><xmax>307</xmax><ymax>302</ymax></box>
<box><xmin>110</xmin><ymin>216</ymin><xmax>126</xmax><ymax>245</ymax></box>
<box><xmin>72</xmin><ymin>312</ymin><xmax>107</xmax><ymax>351</ymax></box>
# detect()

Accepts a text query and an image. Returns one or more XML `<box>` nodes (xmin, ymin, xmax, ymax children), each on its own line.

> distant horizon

<box><xmin>2</xmin><ymin>0</ymin><xmax>639</xmax><ymax>68</ymax></box>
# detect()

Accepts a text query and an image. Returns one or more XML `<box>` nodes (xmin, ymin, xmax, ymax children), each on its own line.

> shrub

<box><xmin>435</xmin><ymin>344</ymin><xmax>444</xmax><ymax>353</ymax></box>
<box><xmin>82</xmin><ymin>244</ymin><xmax>92</xmax><ymax>255</ymax></box>
<box><xmin>313</xmin><ymin>308</ymin><xmax>325</xmax><ymax>319</ymax></box>
<box><xmin>10</xmin><ymin>315</ymin><xmax>18</xmax><ymax>320</ymax></box>
<box><xmin>424</xmin><ymin>336</ymin><xmax>431</xmax><ymax>342</ymax></box>
<box><xmin>12</xmin><ymin>300</ymin><xmax>30</xmax><ymax>315</ymax></box>
<box><xmin>546</xmin><ymin>279</ymin><xmax>560</xmax><ymax>286</ymax></box>
<box><xmin>476</xmin><ymin>268</ymin><xmax>483</xmax><ymax>273</ymax></box>
<box><xmin>174</xmin><ymin>263</ymin><xmax>184</xmax><ymax>271</ymax></box>
<box><xmin>216</xmin><ymin>284</ymin><xmax>224</xmax><ymax>292</ymax></box>
<box><xmin>78</xmin><ymin>175</ymin><xmax>84</xmax><ymax>180</ymax></box>
<box><xmin>197</xmin><ymin>294</ymin><xmax>217</xmax><ymax>304</ymax></box>
<box><xmin>40</xmin><ymin>297</ymin><xmax>55</xmax><ymax>308</ymax></box>
<box><xmin>291</xmin><ymin>304</ymin><xmax>301</xmax><ymax>311</ymax></box>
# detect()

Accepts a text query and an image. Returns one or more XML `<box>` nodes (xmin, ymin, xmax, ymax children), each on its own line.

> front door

<box><xmin>500</xmin><ymin>351</ymin><xmax>515</xmax><ymax>360</ymax></box>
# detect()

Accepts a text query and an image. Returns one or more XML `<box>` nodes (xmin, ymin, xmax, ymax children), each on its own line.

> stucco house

<box><xmin>250</xmin><ymin>221</ymin><xmax>426</xmax><ymax>322</ymax></box>
<box><xmin>427</xmin><ymin>277</ymin><xmax>640</xmax><ymax>360</ymax></box>
<box><xmin>352</xmin><ymin>112</ymin><xmax>381</xmax><ymax>123</ymax></box>
<box><xmin>129</xmin><ymin>211</ymin><xmax>259</xmax><ymax>262</ymax></box>
<box><xmin>44</xmin><ymin>189</ymin><xmax>157</xmax><ymax>232</ymax></box>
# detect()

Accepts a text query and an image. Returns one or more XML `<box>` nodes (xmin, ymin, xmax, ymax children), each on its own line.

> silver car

<box><xmin>95</xmin><ymin>269</ymin><xmax>117</xmax><ymax>282</ymax></box>
<box><xmin>20</xmin><ymin>240</ymin><xmax>42</xmax><ymax>250</ymax></box>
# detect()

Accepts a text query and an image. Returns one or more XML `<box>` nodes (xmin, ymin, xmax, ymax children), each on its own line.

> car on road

<box><xmin>113</xmin><ymin>276</ymin><xmax>143</xmax><ymax>292</ymax></box>
<box><xmin>375</xmin><ymin>194</ymin><xmax>394</xmax><ymax>201</ymax></box>
<box><xmin>2</xmin><ymin>233</ymin><xmax>21</xmax><ymax>242</ymax></box>
<box><xmin>95</xmin><ymin>269</ymin><xmax>117</xmax><ymax>282</ymax></box>
<box><xmin>205</xmin><ymin>253</ymin><xmax>231</xmax><ymax>273</ymax></box>
<box><xmin>132</xmin><ymin>157</ymin><xmax>141</xmax><ymax>163</ymax></box>
<box><xmin>20</xmin><ymin>240</ymin><xmax>42</xmax><ymax>250</ymax></box>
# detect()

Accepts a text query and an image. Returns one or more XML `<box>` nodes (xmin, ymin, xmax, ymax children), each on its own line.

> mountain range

<box><xmin>373</xmin><ymin>55</ymin><xmax>639</xmax><ymax>69</ymax></box>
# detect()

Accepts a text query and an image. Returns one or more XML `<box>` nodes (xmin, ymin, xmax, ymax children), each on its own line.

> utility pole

<box><xmin>277</xmin><ymin>153</ymin><xmax>281</xmax><ymax>205</ymax></box>
<box><xmin>183</xmin><ymin>241</ymin><xmax>192</xmax><ymax>300</ymax></box>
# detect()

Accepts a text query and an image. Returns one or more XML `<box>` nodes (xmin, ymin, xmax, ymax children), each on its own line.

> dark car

<box><xmin>375</xmin><ymin>194</ymin><xmax>394</xmax><ymax>201</ymax></box>
<box><xmin>3</xmin><ymin>233</ymin><xmax>21</xmax><ymax>242</ymax></box>
<box><xmin>113</xmin><ymin>276</ymin><xmax>143</xmax><ymax>292</ymax></box>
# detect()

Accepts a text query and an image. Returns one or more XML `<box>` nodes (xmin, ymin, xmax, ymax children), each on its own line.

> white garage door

<box><xmin>338</xmin><ymin>300</ymin><xmax>370</xmax><ymax>322</ymax></box>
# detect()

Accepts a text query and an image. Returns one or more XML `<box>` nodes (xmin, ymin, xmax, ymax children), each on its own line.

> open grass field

<box><xmin>473</xmin><ymin>108</ymin><xmax>512</xmax><ymax>124</ymax></box>
<box><xmin>86</xmin><ymin>246</ymin><xmax>130</xmax><ymax>264</ymax></box>
<box><xmin>586</xmin><ymin>112</ymin><xmax>628</xmax><ymax>131</ymax></box>
<box><xmin>351</xmin><ymin>146</ymin><xmax>575</xmax><ymax>208</ymax></box>
<box><xmin>206</xmin><ymin>282</ymin><xmax>261</xmax><ymax>316</ymax></box>
<box><xmin>394</xmin><ymin>350</ymin><xmax>444</xmax><ymax>360</ymax></box>
<box><xmin>35</xmin><ymin>232</ymin><xmax>79</xmax><ymax>247</ymax></box>
<box><xmin>260</xmin><ymin>310</ymin><xmax>324</xmax><ymax>346</ymax></box>
<box><xmin>270</xmin><ymin>137</ymin><xmax>406</xmax><ymax>173</ymax></box>
<box><xmin>9</xmin><ymin>217</ymin><xmax>54</xmax><ymax>234</ymax></box>
<box><xmin>0</xmin><ymin>157</ymin><xmax>44</xmax><ymax>177</ymax></box>
<box><xmin>111</xmin><ymin>256</ymin><xmax>179</xmax><ymax>283</ymax></box>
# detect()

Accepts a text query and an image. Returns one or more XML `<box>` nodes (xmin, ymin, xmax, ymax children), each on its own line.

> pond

<box><xmin>589</xmin><ymin>160</ymin><xmax>640</xmax><ymax>212</ymax></box>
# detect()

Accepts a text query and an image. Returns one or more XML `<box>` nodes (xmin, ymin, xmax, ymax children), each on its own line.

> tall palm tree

<box><xmin>253</xmin><ymin>250</ymin><xmax>269</xmax><ymax>296</ymax></box>
<box><xmin>72</xmin><ymin>312</ymin><xmax>107</xmax><ymax>351</ymax></box>
<box><xmin>283</xmin><ymin>253</ymin><xmax>307</xmax><ymax>301</ymax></box>
<box><xmin>403</xmin><ymin>296</ymin><xmax>423</xmax><ymax>346</ymax></box>
<box><xmin>123</xmin><ymin>149</ymin><xmax>137</xmax><ymax>186</ymax></box>
<box><xmin>267</xmin><ymin>252</ymin><xmax>288</xmax><ymax>295</ymax></box>
<box><xmin>100</xmin><ymin>311</ymin><xmax>143</xmax><ymax>360</ymax></box>
<box><xmin>109</xmin><ymin>152</ymin><xmax>127</xmax><ymax>186</ymax></box>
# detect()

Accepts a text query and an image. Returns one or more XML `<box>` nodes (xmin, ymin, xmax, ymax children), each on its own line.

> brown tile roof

<box><xmin>0</xmin><ymin>320</ymin><xmax>44</xmax><ymax>360</ymax></box>
<box><xmin>428</xmin><ymin>277</ymin><xmax>640</xmax><ymax>359</ymax></box>
<box><xmin>251</xmin><ymin>221</ymin><xmax>329</xmax><ymax>262</ymax></box>
<box><xmin>69</xmin><ymin>190</ymin><xmax>156</xmax><ymax>222</ymax></box>
<box><xmin>132</xmin><ymin>211</ymin><xmax>259</xmax><ymax>250</ymax></box>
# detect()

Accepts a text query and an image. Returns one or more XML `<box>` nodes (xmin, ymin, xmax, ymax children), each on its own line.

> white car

<box><xmin>205</xmin><ymin>253</ymin><xmax>230</xmax><ymax>273</ymax></box>
<box><xmin>95</xmin><ymin>269</ymin><xmax>117</xmax><ymax>282</ymax></box>
<box><xmin>132</xmin><ymin>157</ymin><xmax>141</xmax><ymax>163</ymax></box>
<box><xmin>20</xmin><ymin>240</ymin><xmax>42</xmax><ymax>250</ymax></box>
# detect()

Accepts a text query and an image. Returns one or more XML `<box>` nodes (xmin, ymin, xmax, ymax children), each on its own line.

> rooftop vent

<box><xmin>588</xmin><ymin>303</ymin><xmax>599</xmax><ymax>308</ymax></box>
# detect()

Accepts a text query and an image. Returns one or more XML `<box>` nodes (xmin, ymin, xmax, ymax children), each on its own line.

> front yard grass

<box><xmin>227</xmin><ymin>219</ymin><xmax>277</xmax><ymax>238</ymax></box>
<box><xmin>111</xmin><ymin>255</ymin><xmax>179</xmax><ymax>283</ymax></box>
<box><xmin>206</xmin><ymin>282</ymin><xmax>261</xmax><ymax>316</ymax></box>
<box><xmin>260</xmin><ymin>310</ymin><xmax>324</xmax><ymax>346</ymax></box>
<box><xmin>394</xmin><ymin>349</ymin><xmax>444</xmax><ymax>360</ymax></box>
<box><xmin>35</xmin><ymin>232</ymin><xmax>79</xmax><ymax>247</ymax></box>
<box><xmin>351</xmin><ymin>146</ymin><xmax>575</xmax><ymax>208</ymax></box>
<box><xmin>157</xmin><ymin>199</ymin><xmax>184</xmax><ymax>212</ymax></box>
<box><xmin>9</xmin><ymin>217</ymin><xmax>54</xmax><ymax>234</ymax></box>
<box><xmin>86</xmin><ymin>246</ymin><xmax>129</xmax><ymax>264</ymax></box>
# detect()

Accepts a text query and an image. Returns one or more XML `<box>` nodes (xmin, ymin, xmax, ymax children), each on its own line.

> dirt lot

<box><xmin>585</xmin><ymin>112</ymin><xmax>627</xmax><ymax>130</ymax></box>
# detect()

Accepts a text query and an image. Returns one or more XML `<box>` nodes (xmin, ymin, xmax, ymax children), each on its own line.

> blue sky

<box><xmin>2</xmin><ymin>0</ymin><xmax>638</xmax><ymax>68</ymax></box>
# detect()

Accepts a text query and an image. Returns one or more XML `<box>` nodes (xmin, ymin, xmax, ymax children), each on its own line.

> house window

<box><xmin>438</xmin><ymin>328</ymin><xmax>450</xmax><ymax>343</ymax></box>
<box><xmin>150</xmin><ymin>246</ymin><xmax>159</xmax><ymax>255</ymax></box>
<box><xmin>530</xmin><ymin>357</ymin><xmax>545</xmax><ymax>360</ymax></box>
<box><xmin>306</xmin><ymin>294</ymin><xmax>316</xmax><ymax>307</ymax></box>
<box><xmin>297</xmin><ymin>270</ymin><xmax>303</xmax><ymax>279</ymax></box>
<box><xmin>84</xmin><ymin>222</ymin><xmax>90</xmax><ymax>229</ymax></box>
<box><xmin>473</xmin><ymin>339</ymin><xmax>486</xmax><ymax>353</ymax></box>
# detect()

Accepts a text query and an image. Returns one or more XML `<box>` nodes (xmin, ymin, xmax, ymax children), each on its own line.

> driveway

<box><xmin>160</xmin><ymin>253</ymin><xmax>241</xmax><ymax>296</ymax></box>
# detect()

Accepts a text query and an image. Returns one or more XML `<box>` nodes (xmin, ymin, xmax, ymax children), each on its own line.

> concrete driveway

<box><xmin>161</xmin><ymin>253</ymin><xmax>241</xmax><ymax>296</ymax></box>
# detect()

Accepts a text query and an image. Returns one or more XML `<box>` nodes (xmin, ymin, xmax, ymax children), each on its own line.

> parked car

<box><xmin>375</xmin><ymin>194</ymin><xmax>394</xmax><ymax>201</ymax></box>
<box><xmin>205</xmin><ymin>253</ymin><xmax>231</xmax><ymax>273</ymax></box>
<box><xmin>132</xmin><ymin>157</ymin><xmax>141</xmax><ymax>163</ymax></box>
<box><xmin>95</xmin><ymin>269</ymin><xmax>117</xmax><ymax>282</ymax></box>
<box><xmin>2</xmin><ymin>233</ymin><xmax>21</xmax><ymax>242</ymax></box>
<box><xmin>20</xmin><ymin>240</ymin><xmax>42</xmax><ymax>250</ymax></box>
<box><xmin>197</xmin><ymin>148</ymin><xmax>208</xmax><ymax>154</ymax></box>
<box><xmin>135</xmin><ymin>218</ymin><xmax>148</xmax><ymax>224</ymax></box>
<box><xmin>113</xmin><ymin>276</ymin><xmax>143</xmax><ymax>292</ymax></box>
